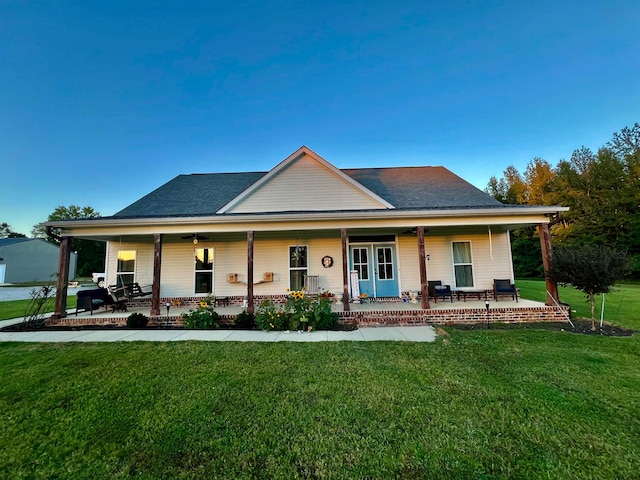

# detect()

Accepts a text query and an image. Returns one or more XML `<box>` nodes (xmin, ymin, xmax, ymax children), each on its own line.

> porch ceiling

<box><xmin>57</xmin><ymin>223</ymin><xmax>520</xmax><ymax>243</ymax></box>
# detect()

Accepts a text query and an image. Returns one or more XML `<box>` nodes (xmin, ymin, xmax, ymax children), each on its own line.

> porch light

<box><xmin>485</xmin><ymin>300</ymin><xmax>490</xmax><ymax>329</ymax></box>
<box><xmin>193</xmin><ymin>237</ymin><xmax>198</xmax><ymax>245</ymax></box>
<box><xmin>165</xmin><ymin>302</ymin><xmax>171</xmax><ymax>316</ymax></box>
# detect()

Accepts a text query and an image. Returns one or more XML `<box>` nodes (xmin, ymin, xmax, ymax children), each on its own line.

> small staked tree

<box><xmin>547</xmin><ymin>245</ymin><xmax>628</xmax><ymax>329</ymax></box>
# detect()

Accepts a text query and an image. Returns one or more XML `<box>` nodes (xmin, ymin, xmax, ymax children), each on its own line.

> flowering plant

<box><xmin>255</xmin><ymin>289</ymin><xmax>338</xmax><ymax>331</ymax></box>
<box><xmin>182</xmin><ymin>295</ymin><xmax>219</xmax><ymax>329</ymax></box>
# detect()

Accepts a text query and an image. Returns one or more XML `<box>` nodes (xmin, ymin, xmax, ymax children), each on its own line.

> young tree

<box><xmin>547</xmin><ymin>245</ymin><xmax>628</xmax><ymax>329</ymax></box>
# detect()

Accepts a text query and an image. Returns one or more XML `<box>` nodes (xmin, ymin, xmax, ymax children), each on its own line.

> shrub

<box><xmin>234</xmin><ymin>311</ymin><xmax>256</xmax><ymax>329</ymax></box>
<box><xmin>182</xmin><ymin>300</ymin><xmax>220</xmax><ymax>329</ymax></box>
<box><xmin>127</xmin><ymin>312</ymin><xmax>149</xmax><ymax>328</ymax></box>
<box><xmin>310</xmin><ymin>294</ymin><xmax>339</xmax><ymax>330</ymax></box>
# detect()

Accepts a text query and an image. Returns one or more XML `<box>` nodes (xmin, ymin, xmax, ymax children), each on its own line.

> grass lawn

<box><xmin>1</xmin><ymin>334</ymin><xmax>639</xmax><ymax>479</ymax></box>
<box><xmin>1</xmin><ymin>282</ymin><xmax>639</xmax><ymax>477</ymax></box>
<box><xmin>517</xmin><ymin>279</ymin><xmax>640</xmax><ymax>331</ymax></box>
<box><xmin>0</xmin><ymin>297</ymin><xmax>77</xmax><ymax>322</ymax></box>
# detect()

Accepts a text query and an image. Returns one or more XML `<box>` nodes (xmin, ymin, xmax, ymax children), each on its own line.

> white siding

<box><xmin>227</xmin><ymin>154</ymin><xmax>386</xmax><ymax>213</ymax></box>
<box><xmin>397</xmin><ymin>231</ymin><xmax>513</xmax><ymax>291</ymax></box>
<box><xmin>106</xmin><ymin>230</ymin><xmax>514</xmax><ymax>298</ymax></box>
<box><xmin>106</xmin><ymin>242</ymin><xmax>154</xmax><ymax>287</ymax></box>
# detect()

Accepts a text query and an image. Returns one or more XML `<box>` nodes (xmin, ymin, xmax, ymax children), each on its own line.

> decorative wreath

<box><xmin>321</xmin><ymin>255</ymin><xmax>334</xmax><ymax>268</ymax></box>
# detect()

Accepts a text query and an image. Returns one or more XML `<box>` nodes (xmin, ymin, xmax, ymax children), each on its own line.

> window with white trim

<box><xmin>452</xmin><ymin>242</ymin><xmax>474</xmax><ymax>288</ymax></box>
<box><xmin>289</xmin><ymin>245</ymin><xmax>308</xmax><ymax>291</ymax></box>
<box><xmin>352</xmin><ymin>247</ymin><xmax>369</xmax><ymax>280</ymax></box>
<box><xmin>116</xmin><ymin>250</ymin><xmax>136</xmax><ymax>287</ymax></box>
<box><xmin>195</xmin><ymin>248</ymin><xmax>214</xmax><ymax>294</ymax></box>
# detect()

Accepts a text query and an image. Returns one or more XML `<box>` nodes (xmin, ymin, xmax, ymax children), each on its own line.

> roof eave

<box><xmin>46</xmin><ymin>206</ymin><xmax>570</xmax><ymax>229</ymax></box>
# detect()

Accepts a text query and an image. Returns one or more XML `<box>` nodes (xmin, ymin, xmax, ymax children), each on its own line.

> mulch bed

<box><xmin>449</xmin><ymin>319</ymin><xmax>636</xmax><ymax>337</ymax></box>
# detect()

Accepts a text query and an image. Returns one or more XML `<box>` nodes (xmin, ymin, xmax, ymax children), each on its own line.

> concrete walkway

<box><xmin>0</xmin><ymin>318</ymin><xmax>437</xmax><ymax>343</ymax></box>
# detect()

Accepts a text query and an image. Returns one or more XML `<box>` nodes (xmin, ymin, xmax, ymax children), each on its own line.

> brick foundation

<box><xmin>47</xmin><ymin>303</ymin><xmax>570</xmax><ymax>328</ymax></box>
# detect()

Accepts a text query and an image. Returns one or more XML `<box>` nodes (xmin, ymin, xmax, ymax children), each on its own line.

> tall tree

<box><xmin>0</xmin><ymin>223</ymin><xmax>27</xmax><ymax>238</ymax></box>
<box><xmin>32</xmin><ymin>205</ymin><xmax>105</xmax><ymax>278</ymax></box>
<box><xmin>523</xmin><ymin>158</ymin><xmax>555</xmax><ymax>205</ymax></box>
<box><xmin>32</xmin><ymin>205</ymin><xmax>100</xmax><ymax>240</ymax></box>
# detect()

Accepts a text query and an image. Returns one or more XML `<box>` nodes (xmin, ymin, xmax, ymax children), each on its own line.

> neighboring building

<box><xmin>48</xmin><ymin>146</ymin><xmax>567</xmax><ymax>319</ymax></box>
<box><xmin>0</xmin><ymin>238</ymin><xmax>77</xmax><ymax>284</ymax></box>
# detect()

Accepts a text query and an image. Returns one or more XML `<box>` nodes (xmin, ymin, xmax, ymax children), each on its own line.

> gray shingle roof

<box><xmin>113</xmin><ymin>172</ymin><xmax>266</xmax><ymax>218</ymax></box>
<box><xmin>343</xmin><ymin>166</ymin><xmax>502</xmax><ymax>209</ymax></box>
<box><xmin>111</xmin><ymin>166</ymin><xmax>502</xmax><ymax>219</ymax></box>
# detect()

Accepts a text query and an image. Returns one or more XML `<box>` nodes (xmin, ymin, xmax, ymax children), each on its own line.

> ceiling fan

<box><xmin>181</xmin><ymin>233</ymin><xmax>209</xmax><ymax>244</ymax></box>
<box><xmin>400</xmin><ymin>227</ymin><xmax>429</xmax><ymax>236</ymax></box>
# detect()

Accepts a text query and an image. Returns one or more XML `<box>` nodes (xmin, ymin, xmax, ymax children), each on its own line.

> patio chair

<box><xmin>75</xmin><ymin>288</ymin><xmax>111</xmax><ymax>315</ymax></box>
<box><xmin>427</xmin><ymin>280</ymin><xmax>453</xmax><ymax>303</ymax></box>
<box><xmin>304</xmin><ymin>274</ymin><xmax>320</xmax><ymax>294</ymax></box>
<box><xmin>493</xmin><ymin>279</ymin><xmax>518</xmax><ymax>302</ymax></box>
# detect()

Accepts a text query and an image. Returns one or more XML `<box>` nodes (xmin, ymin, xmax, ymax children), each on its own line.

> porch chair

<box><xmin>427</xmin><ymin>280</ymin><xmax>453</xmax><ymax>303</ymax></box>
<box><xmin>304</xmin><ymin>274</ymin><xmax>320</xmax><ymax>294</ymax></box>
<box><xmin>493</xmin><ymin>279</ymin><xmax>518</xmax><ymax>302</ymax></box>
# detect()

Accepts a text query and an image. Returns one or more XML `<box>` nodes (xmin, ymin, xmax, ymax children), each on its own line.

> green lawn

<box><xmin>0</xmin><ymin>297</ymin><xmax>77</xmax><ymax>321</ymax></box>
<box><xmin>517</xmin><ymin>279</ymin><xmax>640</xmax><ymax>331</ymax></box>
<box><xmin>1</xmin><ymin>334</ymin><xmax>639</xmax><ymax>479</ymax></box>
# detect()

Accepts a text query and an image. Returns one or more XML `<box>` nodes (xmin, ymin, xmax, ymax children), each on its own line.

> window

<box><xmin>289</xmin><ymin>245</ymin><xmax>308</xmax><ymax>291</ymax></box>
<box><xmin>377</xmin><ymin>247</ymin><xmax>394</xmax><ymax>280</ymax></box>
<box><xmin>116</xmin><ymin>250</ymin><xmax>136</xmax><ymax>287</ymax></box>
<box><xmin>352</xmin><ymin>247</ymin><xmax>369</xmax><ymax>280</ymax></box>
<box><xmin>195</xmin><ymin>248</ymin><xmax>214</xmax><ymax>294</ymax></box>
<box><xmin>452</xmin><ymin>242</ymin><xmax>474</xmax><ymax>288</ymax></box>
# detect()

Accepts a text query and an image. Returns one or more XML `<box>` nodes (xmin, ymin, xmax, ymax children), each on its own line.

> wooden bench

<box><xmin>215</xmin><ymin>296</ymin><xmax>230</xmax><ymax>307</ymax></box>
<box><xmin>124</xmin><ymin>283</ymin><xmax>152</xmax><ymax>299</ymax></box>
<box><xmin>455</xmin><ymin>289</ymin><xmax>488</xmax><ymax>302</ymax></box>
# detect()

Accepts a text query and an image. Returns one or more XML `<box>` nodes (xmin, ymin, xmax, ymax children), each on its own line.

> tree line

<box><xmin>486</xmin><ymin>123</ymin><xmax>640</xmax><ymax>279</ymax></box>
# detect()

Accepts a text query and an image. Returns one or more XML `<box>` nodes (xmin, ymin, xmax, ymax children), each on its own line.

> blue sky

<box><xmin>2</xmin><ymin>0</ymin><xmax>639</xmax><ymax>235</ymax></box>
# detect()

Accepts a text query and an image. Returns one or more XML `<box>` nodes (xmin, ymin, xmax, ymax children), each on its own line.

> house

<box><xmin>0</xmin><ymin>238</ymin><xmax>77</xmax><ymax>284</ymax></box>
<box><xmin>47</xmin><ymin>146</ymin><xmax>568</xmax><ymax>323</ymax></box>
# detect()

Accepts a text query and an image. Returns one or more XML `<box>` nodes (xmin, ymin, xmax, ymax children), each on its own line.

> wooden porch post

<box><xmin>417</xmin><ymin>226</ymin><xmax>430</xmax><ymax>309</ymax></box>
<box><xmin>52</xmin><ymin>236</ymin><xmax>72</xmax><ymax>319</ymax></box>
<box><xmin>538</xmin><ymin>223</ymin><xmax>559</xmax><ymax>305</ymax></box>
<box><xmin>341</xmin><ymin>228</ymin><xmax>350</xmax><ymax>311</ymax></box>
<box><xmin>150</xmin><ymin>233</ymin><xmax>163</xmax><ymax>316</ymax></box>
<box><xmin>247</xmin><ymin>231</ymin><xmax>254</xmax><ymax>313</ymax></box>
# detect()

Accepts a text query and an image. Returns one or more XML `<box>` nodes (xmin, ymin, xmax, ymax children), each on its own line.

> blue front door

<box><xmin>373</xmin><ymin>244</ymin><xmax>398</xmax><ymax>297</ymax></box>
<box><xmin>350</xmin><ymin>244</ymin><xmax>399</xmax><ymax>298</ymax></box>
<box><xmin>350</xmin><ymin>246</ymin><xmax>373</xmax><ymax>297</ymax></box>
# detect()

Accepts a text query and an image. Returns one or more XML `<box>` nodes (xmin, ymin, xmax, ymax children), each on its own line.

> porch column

<box><xmin>538</xmin><ymin>223</ymin><xmax>559</xmax><ymax>305</ymax></box>
<box><xmin>341</xmin><ymin>228</ymin><xmax>350</xmax><ymax>311</ymax></box>
<box><xmin>52</xmin><ymin>236</ymin><xmax>72</xmax><ymax>319</ymax></box>
<box><xmin>417</xmin><ymin>226</ymin><xmax>430</xmax><ymax>309</ymax></box>
<box><xmin>247</xmin><ymin>231</ymin><xmax>254</xmax><ymax>313</ymax></box>
<box><xmin>150</xmin><ymin>233</ymin><xmax>163</xmax><ymax>316</ymax></box>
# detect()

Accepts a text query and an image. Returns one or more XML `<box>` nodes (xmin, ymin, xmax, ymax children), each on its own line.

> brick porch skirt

<box><xmin>48</xmin><ymin>295</ymin><xmax>571</xmax><ymax>328</ymax></box>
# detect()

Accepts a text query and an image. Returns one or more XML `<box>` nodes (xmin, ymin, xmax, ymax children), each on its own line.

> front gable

<box><xmin>218</xmin><ymin>147</ymin><xmax>394</xmax><ymax>214</ymax></box>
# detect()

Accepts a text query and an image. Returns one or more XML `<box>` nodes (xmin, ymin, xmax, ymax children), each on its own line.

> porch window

<box><xmin>289</xmin><ymin>245</ymin><xmax>308</xmax><ymax>291</ymax></box>
<box><xmin>452</xmin><ymin>242</ymin><xmax>474</xmax><ymax>288</ymax></box>
<box><xmin>352</xmin><ymin>247</ymin><xmax>369</xmax><ymax>280</ymax></box>
<box><xmin>116</xmin><ymin>250</ymin><xmax>136</xmax><ymax>287</ymax></box>
<box><xmin>195</xmin><ymin>248</ymin><xmax>214</xmax><ymax>294</ymax></box>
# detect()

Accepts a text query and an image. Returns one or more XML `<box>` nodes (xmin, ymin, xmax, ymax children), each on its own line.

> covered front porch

<box><xmin>48</xmin><ymin>296</ymin><xmax>570</xmax><ymax>328</ymax></box>
<box><xmin>49</xmin><ymin>222</ymin><xmax>562</xmax><ymax>323</ymax></box>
